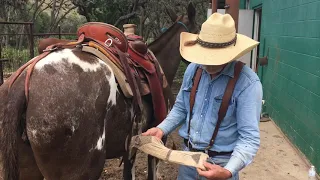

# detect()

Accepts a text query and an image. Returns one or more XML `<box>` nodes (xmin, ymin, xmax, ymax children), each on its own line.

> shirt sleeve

<box><xmin>224</xmin><ymin>80</ymin><xmax>263</xmax><ymax>176</ymax></box>
<box><xmin>156</xmin><ymin>64</ymin><xmax>194</xmax><ymax>135</ymax></box>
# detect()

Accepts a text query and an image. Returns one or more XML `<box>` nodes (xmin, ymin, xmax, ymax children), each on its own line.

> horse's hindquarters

<box><xmin>25</xmin><ymin>49</ymin><xmax>114</xmax><ymax>179</ymax></box>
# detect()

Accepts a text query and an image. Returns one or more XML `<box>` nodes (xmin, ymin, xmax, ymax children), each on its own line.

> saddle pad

<box><xmin>82</xmin><ymin>46</ymin><xmax>133</xmax><ymax>98</ymax></box>
<box><xmin>82</xmin><ymin>46</ymin><xmax>168</xmax><ymax>98</ymax></box>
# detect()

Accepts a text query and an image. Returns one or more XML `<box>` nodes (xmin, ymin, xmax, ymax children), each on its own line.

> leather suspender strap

<box><xmin>188</xmin><ymin>61</ymin><xmax>244</xmax><ymax>150</ymax></box>
<box><xmin>188</xmin><ymin>67</ymin><xmax>203</xmax><ymax>137</ymax></box>
<box><xmin>206</xmin><ymin>61</ymin><xmax>244</xmax><ymax>150</ymax></box>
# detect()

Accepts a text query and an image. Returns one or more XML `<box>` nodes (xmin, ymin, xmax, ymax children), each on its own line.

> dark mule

<box><xmin>148</xmin><ymin>4</ymin><xmax>198</xmax><ymax>86</ymax></box>
<box><xmin>0</xmin><ymin>3</ymin><xmax>198</xmax><ymax>180</ymax></box>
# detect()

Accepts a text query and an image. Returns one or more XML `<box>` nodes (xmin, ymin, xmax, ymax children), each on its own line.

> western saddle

<box><xmin>9</xmin><ymin>22</ymin><xmax>172</xmax><ymax>126</ymax></box>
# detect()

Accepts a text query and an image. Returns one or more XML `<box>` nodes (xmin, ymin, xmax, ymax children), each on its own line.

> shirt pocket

<box><xmin>182</xmin><ymin>85</ymin><xmax>193</xmax><ymax>112</ymax></box>
<box><xmin>213</xmin><ymin>94</ymin><xmax>236</xmax><ymax>123</ymax></box>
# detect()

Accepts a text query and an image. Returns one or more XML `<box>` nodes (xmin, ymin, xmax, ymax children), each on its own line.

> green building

<box><xmin>229</xmin><ymin>0</ymin><xmax>320</xmax><ymax>174</ymax></box>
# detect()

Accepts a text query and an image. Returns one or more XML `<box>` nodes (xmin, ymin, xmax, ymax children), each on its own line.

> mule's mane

<box><xmin>147</xmin><ymin>15</ymin><xmax>186</xmax><ymax>47</ymax></box>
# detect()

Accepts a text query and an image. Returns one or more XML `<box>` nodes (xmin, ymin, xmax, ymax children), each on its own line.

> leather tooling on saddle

<box><xmin>8</xmin><ymin>22</ymin><xmax>170</xmax><ymax>126</ymax></box>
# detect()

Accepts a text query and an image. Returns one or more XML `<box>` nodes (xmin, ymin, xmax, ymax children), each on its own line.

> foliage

<box><xmin>71</xmin><ymin>0</ymin><xmax>209</xmax><ymax>40</ymax></box>
<box><xmin>1</xmin><ymin>47</ymin><xmax>31</xmax><ymax>73</ymax></box>
<box><xmin>72</xmin><ymin>0</ymin><xmax>132</xmax><ymax>23</ymax></box>
<box><xmin>59</xmin><ymin>11</ymin><xmax>87</xmax><ymax>33</ymax></box>
<box><xmin>35</xmin><ymin>11</ymin><xmax>51</xmax><ymax>33</ymax></box>
<box><xmin>0</xmin><ymin>0</ymin><xmax>209</xmax><ymax>73</ymax></box>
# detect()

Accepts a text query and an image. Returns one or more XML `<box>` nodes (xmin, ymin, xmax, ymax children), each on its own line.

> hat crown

<box><xmin>199</xmin><ymin>13</ymin><xmax>236</xmax><ymax>43</ymax></box>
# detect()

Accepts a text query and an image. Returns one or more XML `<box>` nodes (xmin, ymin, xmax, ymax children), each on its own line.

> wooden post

<box><xmin>58</xmin><ymin>25</ymin><xmax>61</xmax><ymax>39</ymax></box>
<box><xmin>0</xmin><ymin>45</ymin><xmax>3</xmax><ymax>85</ymax></box>
<box><xmin>29</xmin><ymin>23</ymin><xmax>35</xmax><ymax>58</ymax></box>
<box><xmin>225</xmin><ymin>0</ymin><xmax>240</xmax><ymax>32</ymax></box>
<box><xmin>0</xmin><ymin>45</ymin><xmax>8</xmax><ymax>85</ymax></box>
<box><xmin>212</xmin><ymin>0</ymin><xmax>218</xmax><ymax>14</ymax></box>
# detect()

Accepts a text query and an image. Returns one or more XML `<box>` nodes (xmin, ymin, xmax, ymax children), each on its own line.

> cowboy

<box><xmin>142</xmin><ymin>13</ymin><xmax>262</xmax><ymax>180</ymax></box>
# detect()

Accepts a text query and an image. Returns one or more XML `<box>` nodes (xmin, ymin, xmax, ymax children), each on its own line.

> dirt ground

<box><xmin>240</xmin><ymin>120</ymin><xmax>311</xmax><ymax>180</ymax></box>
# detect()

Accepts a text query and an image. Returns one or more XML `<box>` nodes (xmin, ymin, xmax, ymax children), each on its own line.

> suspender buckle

<box><xmin>204</xmin><ymin>149</ymin><xmax>209</xmax><ymax>154</ymax></box>
<box><xmin>187</xmin><ymin>138</ymin><xmax>191</xmax><ymax>149</ymax></box>
<box><xmin>204</xmin><ymin>146</ymin><xmax>210</xmax><ymax>154</ymax></box>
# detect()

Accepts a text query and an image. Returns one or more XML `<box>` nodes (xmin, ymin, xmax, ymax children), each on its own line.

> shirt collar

<box><xmin>200</xmin><ymin>61</ymin><xmax>236</xmax><ymax>78</ymax></box>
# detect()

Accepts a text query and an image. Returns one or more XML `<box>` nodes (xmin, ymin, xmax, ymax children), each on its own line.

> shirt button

<box><xmin>196</xmin><ymin>132</ymin><xmax>199</xmax><ymax>134</ymax></box>
<box><xmin>200</xmin><ymin>115</ymin><xmax>203</xmax><ymax>117</ymax></box>
<box><xmin>205</xmin><ymin>99</ymin><xmax>208</xmax><ymax>101</ymax></box>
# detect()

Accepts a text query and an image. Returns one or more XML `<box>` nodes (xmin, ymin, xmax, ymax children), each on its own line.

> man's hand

<box><xmin>197</xmin><ymin>162</ymin><xmax>232</xmax><ymax>180</ymax></box>
<box><xmin>141</xmin><ymin>127</ymin><xmax>164</xmax><ymax>140</ymax></box>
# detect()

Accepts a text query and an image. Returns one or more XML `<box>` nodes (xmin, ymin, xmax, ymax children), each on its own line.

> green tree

<box><xmin>71</xmin><ymin>0</ymin><xmax>208</xmax><ymax>40</ymax></box>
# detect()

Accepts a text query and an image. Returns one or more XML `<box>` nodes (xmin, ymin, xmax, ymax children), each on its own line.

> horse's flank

<box><xmin>1</xmin><ymin>48</ymin><xmax>126</xmax><ymax>179</ymax></box>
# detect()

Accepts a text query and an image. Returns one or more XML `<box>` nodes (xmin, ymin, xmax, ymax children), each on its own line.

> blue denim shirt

<box><xmin>157</xmin><ymin>61</ymin><xmax>262</xmax><ymax>176</ymax></box>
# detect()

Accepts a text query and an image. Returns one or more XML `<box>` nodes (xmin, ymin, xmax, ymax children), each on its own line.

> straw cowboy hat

<box><xmin>180</xmin><ymin>13</ymin><xmax>259</xmax><ymax>65</ymax></box>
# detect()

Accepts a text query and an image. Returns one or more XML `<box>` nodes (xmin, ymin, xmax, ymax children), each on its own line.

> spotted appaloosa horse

<box><xmin>0</xmin><ymin>3</ymin><xmax>198</xmax><ymax>180</ymax></box>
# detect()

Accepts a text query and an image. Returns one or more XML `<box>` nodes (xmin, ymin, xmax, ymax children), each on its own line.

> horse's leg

<box><xmin>147</xmin><ymin>155</ymin><xmax>157</xmax><ymax>180</ymax></box>
<box><xmin>140</xmin><ymin>95</ymin><xmax>161</xmax><ymax>180</ymax></box>
<box><xmin>147</xmin><ymin>137</ymin><xmax>167</xmax><ymax>180</ymax></box>
<box><xmin>18</xmin><ymin>139</ymin><xmax>43</xmax><ymax>180</ymax></box>
<box><xmin>123</xmin><ymin>153</ymin><xmax>136</xmax><ymax>180</ymax></box>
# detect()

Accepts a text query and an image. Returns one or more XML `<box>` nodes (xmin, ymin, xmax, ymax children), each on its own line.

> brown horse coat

<box><xmin>0</xmin><ymin>2</ymin><xmax>198</xmax><ymax>180</ymax></box>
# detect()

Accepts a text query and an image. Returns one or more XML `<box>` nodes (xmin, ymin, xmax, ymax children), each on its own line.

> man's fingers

<box><xmin>154</xmin><ymin>136</ymin><xmax>161</xmax><ymax>141</ymax></box>
<box><xmin>141</xmin><ymin>129</ymin><xmax>154</xmax><ymax>136</ymax></box>
<box><xmin>203</xmin><ymin>161</ymin><xmax>214</xmax><ymax>170</ymax></box>
<box><xmin>196</xmin><ymin>168</ymin><xmax>202</xmax><ymax>174</ymax></box>
<box><xmin>141</xmin><ymin>131</ymin><xmax>150</xmax><ymax>136</ymax></box>
<box><xmin>141</xmin><ymin>128</ymin><xmax>163</xmax><ymax>140</ymax></box>
<box><xmin>197</xmin><ymin>168</ymin><xmax>210</xmax><ymax>177</ymax></box>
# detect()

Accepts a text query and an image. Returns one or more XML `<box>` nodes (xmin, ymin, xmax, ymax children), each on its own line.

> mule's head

<box><xmin>147</xmin><ymin>2</ymin><xmax>199</xmax><ymax>85</ymax></box>
<box><xmin>164</xmin><ymin>2</ymin><xmax>199</xmax><ymax>65</ymax></box>
<box><xmin>165</xmin><ymin>2</ymin><xmax>199</xmax><ymax>35</ymax></box>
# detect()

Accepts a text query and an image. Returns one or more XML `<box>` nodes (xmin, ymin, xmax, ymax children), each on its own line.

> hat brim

<box><xmin>180</xmin><ymin>32</ymin><xmax>259</xmax><ymax>65</ymax></box>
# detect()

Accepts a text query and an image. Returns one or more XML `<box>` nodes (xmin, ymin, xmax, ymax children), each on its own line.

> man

<box><xmin>142</xmin><ymin>13</ymin><xmax>262</xmax><ymax>180</ymax></box>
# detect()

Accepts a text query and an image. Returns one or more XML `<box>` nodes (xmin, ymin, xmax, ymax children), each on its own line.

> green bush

<box><xmin>1</xmin><ymin>47</ymin><xmax>32</xmax><ymax>73</ymax></box>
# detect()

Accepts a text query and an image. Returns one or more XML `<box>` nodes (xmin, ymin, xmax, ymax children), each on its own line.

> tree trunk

<box><xmin>50</xmin><ymin>0</ymin><xmax>57</xmax><ymax>32</ymax></box>
<box><xmin>139</xmin><ymin>7</ymin><xmax>146</xmax><ymax>37</ymax></box>
<box><xmin>18</xmin><ymin>26</ymin><xmax>25</xmax><ymax>50</ymax></box>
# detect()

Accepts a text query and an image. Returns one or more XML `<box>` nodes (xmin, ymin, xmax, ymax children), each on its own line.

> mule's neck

<box><xmin>148</xmin><ymin>24</ymin><xmax>187</xmax><ymax>86</ymax></box>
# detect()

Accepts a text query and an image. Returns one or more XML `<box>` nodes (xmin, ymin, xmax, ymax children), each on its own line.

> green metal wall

<box><xmin>251</xmin><ymin>0</ymin><xmax>320</xmax><ymax>173</ymax></box>
<box><xmin>250</xmin><ymin>0</ymin><xmax>262</xmax><ymax>8</ymax></box>
<box><xmin>239</xmin><ymin>0</ymin><xmax>247</xmax><ymax>9</ymax></box>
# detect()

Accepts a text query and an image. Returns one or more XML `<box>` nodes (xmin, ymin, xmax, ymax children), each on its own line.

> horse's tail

<box><xmin>1</xmin><ymin>79</ymin><xmax>26</xmax><ymax>180</ymax></box>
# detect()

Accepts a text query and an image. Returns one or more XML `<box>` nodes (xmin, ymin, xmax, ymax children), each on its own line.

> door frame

<box><xmin>251</xmin><ymin>8</ymin><xmax>262</xmax><ymax>72</ymax></box>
